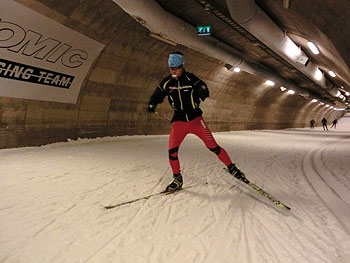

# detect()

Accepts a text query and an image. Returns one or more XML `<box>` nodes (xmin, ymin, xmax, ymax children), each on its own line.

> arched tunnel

<box><xmin>1</xmin><ymin>1</ymin><xmax>350</xmax><ymax>262</ymax></box>
<box><xmin>1</xmin><ymin>0</ymin><xmax>349</xmax><ymax>148</ymax></box>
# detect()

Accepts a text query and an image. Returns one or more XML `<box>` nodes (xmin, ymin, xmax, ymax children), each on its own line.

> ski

<box><xmin>224</xmin><ymin>168</ymin><xmax>291</xmax><ymax>210</ymax></box>
<box><xmin>103</xmin><ymin>183</ymin><xmax>202</xmax><ymax>209</ymax></box>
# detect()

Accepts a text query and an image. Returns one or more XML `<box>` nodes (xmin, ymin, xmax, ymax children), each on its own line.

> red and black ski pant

<box><xmin>168</xmin><ymin>117</ymin><xmax>232</xmax><ymax>175</ymax></box>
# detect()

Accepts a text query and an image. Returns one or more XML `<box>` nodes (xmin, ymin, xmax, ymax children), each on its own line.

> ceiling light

<box><xmin>280</xmin><ymin>86</ymin><xmax>286</xmax><ymax>91</ymax></box>
<box><xmin>284</xmin><ymin>38</ymin><xmax>301</xmax><ymax>59</ymax></box>
<box><xmin>345</xmin><ymin>92</ymin><xmax>350</xmax><ymax>96</ymax></box>
<box><xmin>325</xmin><ymin>104</ymin><xmax>329</xmax><ymax>107</ymax></box>
<box><xmin>307</xmin><ymin>41</ymin><xmax>319</xmax><ymax>54</ymax></box>
<box><xmin>319</xmin><ymin>102</ymin><xmax>324</xmax><ymax>105</ymax></box>
<box><xmin>233</xmin><ymin>67</ymin><xmax>241</xmax><ymax>73</ymax></box>
<box><xmin>265</xmin><ymin>80</ymin><xmax>275</xmax><ymax>86</ymax></box>
<box><xmin>287</xmin><ymin>90</ymin><xmax>295</xmax><ymax>94</ymax></box>
<box><xmin>328</xmin><ymin>70</ymin><xmax>336</xmax><ymax>77</ymax></box>
<box><xmin>312</xmin><ymin>99</ymin><xmax>318</xmax><ymax>102</ymax></box>
<box><xmin>314</xmin><ymin>68</ymin><xmax>323</xmax><ymax>81</ymax></box>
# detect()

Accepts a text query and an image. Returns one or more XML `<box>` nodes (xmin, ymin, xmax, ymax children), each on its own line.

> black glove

<box><xmin>146</xmin><ymin>104</ymin><xmax>156</xmax><ymax>113</ymax></box>
<box><xmin>197</xmin><ymin>84</ymin><xmax>209</xmax><ymax>101</ymax></box>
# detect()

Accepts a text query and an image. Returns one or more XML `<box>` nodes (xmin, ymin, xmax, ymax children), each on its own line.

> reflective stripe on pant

<box><xmin>168</xmin><ymin>117</ymin><xmax>232</xmax><ymax>174</ymax></box>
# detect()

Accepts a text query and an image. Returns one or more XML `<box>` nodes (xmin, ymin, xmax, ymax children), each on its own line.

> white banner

<box><xmin>0</xmin><ymin>0</ymin><xmax>105</xmax><ymax>103</ymax></box>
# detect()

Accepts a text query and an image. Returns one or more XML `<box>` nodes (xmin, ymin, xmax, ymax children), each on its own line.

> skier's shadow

<box><xmin>182</xmin><ymin>182</ymin><xmax>300</xmax><ymax>219</ymax></box>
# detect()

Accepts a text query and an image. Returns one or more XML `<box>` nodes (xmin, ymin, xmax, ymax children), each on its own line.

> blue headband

<box><xmin>168</xmin><ymin>54</ymin><xmax>185</xmax><ymax>68</ymax></box>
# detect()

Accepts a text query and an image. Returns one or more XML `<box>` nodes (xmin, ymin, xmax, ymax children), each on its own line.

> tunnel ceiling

<box><xmin>155</xmin><ymin>0</ymin><xmax>350</xmax><ymax>105</ymax></box>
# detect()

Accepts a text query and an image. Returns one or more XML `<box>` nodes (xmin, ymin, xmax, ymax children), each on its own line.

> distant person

<box><xmin>309</xmin><ymin>119</ymin><xmax>316</xmax><ymax>129</ymax></box>
<box><xmin>331</xmin><ymin>119</ymin><xmax>338</xmax><ymax>129</ymax></box>
<box><xmin>147</xmin><ymin>51</ymin><xmax>247</xmax><ymax>192</ymax></box>
<box><xmin>321</xmin><ymin>117</ymin><xmax>328</xmax><ymax>131</ymax></box>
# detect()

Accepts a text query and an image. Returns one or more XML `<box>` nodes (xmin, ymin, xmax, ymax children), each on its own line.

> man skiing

<box><xmin>321</xmin><ymin>117</ymin><xmax>328</xmax><ymax>131</ymax></box>
<box><xmin>309</xmin><ymin>119</ymin><xmax>315</xmax><ymax>129</ymax></box>
<box><xmin>331</xmin><ymin>119</ymin><xmax>338</xmax><ymax>129</ymax></box>
<box><xmin>147</xmin><ymin>51</ymin><xmax>245</xmax><ymax>192</ymax></box>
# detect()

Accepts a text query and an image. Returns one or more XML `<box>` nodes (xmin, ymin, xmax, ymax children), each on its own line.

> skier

<box><xmin>321</xmin><ymin>117</ymin><xmax>328</xmax><ymax>131</ymax></box>
<box><xmin>330</xmin><ymin>119</ymin><xmax>338</xmax><ymax>129</ymax></box>
<box><xmin>309</xmin><ymin>119</ymin><xmax>316</xmax><ymax>129</ymax></box>
<box><xmin>146</xmin><ymin>51</ymin><xmax>245</xmax><ymax>192</ymax></box>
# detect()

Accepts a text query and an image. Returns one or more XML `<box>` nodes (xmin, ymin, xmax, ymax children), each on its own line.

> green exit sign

<box><xmin>197</xmin><ymin>26</ymin><xmax>212</xmax><ymax>36</ymax></box>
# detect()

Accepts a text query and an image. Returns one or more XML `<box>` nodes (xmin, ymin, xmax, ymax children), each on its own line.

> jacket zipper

<box><xmin>177</xmin><ymin>80</ymin><xmax>189</xmax><ymax>121</ymax></box>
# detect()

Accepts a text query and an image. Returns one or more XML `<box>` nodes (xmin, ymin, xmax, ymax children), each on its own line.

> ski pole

<box><xmin>155</xmin><ymin>111</ymin><xmax>171</xmax><ymax>121</ymax></box>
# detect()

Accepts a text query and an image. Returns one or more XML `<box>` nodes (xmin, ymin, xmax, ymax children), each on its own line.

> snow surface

<box><xmin>1</xmin><ymin>115</ymin><xmax>350</xmax><ymax>263</ymax></box>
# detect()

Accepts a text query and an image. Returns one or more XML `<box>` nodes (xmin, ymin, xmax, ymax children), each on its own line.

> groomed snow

<box><xmin>1</xmin><ymin>115</ymin><xmax>350</xmax><ymax>263</ymax></box>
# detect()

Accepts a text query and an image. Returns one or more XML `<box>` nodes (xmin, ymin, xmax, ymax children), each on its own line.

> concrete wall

<box><xmin>0</xmin><ymin>0</ymin><xmax>342</xmax><ymax>149</ymax></box>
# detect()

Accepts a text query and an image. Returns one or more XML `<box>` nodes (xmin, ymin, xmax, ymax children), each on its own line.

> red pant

<box><xmin>168</xmin><ymin>117</ymin><xmax>232</xmax><ymax>174</ymax></box>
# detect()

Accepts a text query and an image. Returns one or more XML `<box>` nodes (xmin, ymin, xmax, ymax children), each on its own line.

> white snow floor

<box><xmin>1</xmin><ymin>115</ymin><xmax>350</xmax><ymax>263</ymax></box>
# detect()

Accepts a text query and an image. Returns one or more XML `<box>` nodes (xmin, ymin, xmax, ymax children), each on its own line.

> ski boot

<box><xmin>165</xmin><ymin>173</ymin><xmax>183</xmax><ymax>192</ymax></box>
<box><xmin>228</xmin><ymin>163</ymin><xmax>249</xmax><ymax>183</ymax></box>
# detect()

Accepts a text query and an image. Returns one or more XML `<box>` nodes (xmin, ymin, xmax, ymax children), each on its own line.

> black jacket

<box><xmin>148</xmin><ymin>71</ymin><xmax>209</xmax><ymax>122</ymax></box>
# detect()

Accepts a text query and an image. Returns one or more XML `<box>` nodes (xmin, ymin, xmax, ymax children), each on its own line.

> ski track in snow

<box><xmin>301</xmin><ymin>135</ymin><xmax>350</xmax><ymax>235</ymax></box>
<box><xmin>1</xmin><ymin>118</ymin><xmax>350</xmax><ymax>262</ymax></box>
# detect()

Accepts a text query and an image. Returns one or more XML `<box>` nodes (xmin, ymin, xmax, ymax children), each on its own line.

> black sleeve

<box><xmin>148</xmin><ymin>84</ymin><xmax>167</xmax><ymax>109</ymax></box>
<box><xmin>192</xmin><ymin>74</ymin><xmax>209</xmax><ymax>101</ymax></box>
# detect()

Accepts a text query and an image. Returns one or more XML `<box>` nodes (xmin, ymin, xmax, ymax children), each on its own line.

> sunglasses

<box><xmin>169</xmin><ymin>66</ymin><xmax>182</xmax><ymax>70</ymax></box>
